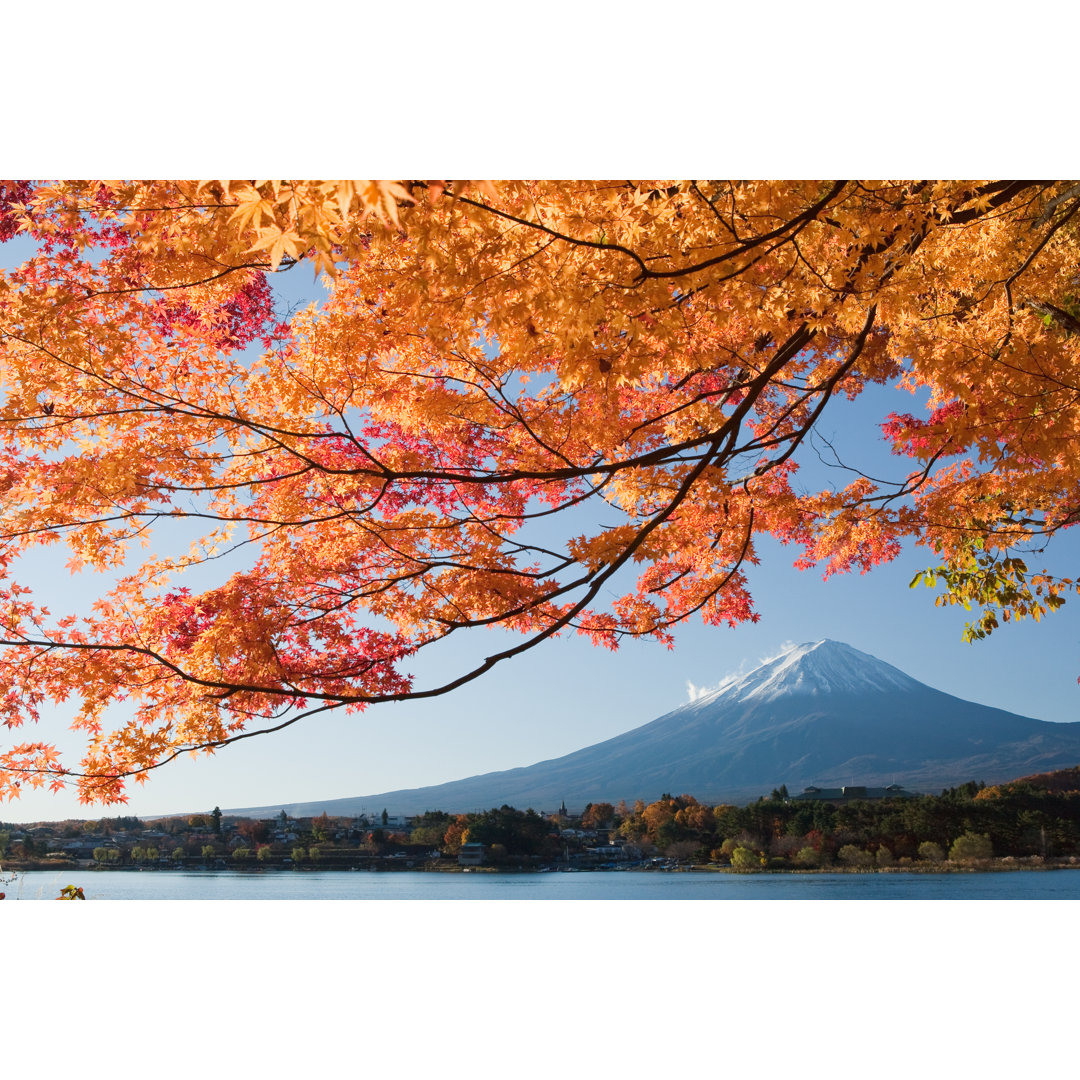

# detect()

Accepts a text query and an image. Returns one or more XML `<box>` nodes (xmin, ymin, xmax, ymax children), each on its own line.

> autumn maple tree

<box><xmin>1</xmin><ymin>179</ymin><xmax>1079</xmax><ymax>803</ymax></box>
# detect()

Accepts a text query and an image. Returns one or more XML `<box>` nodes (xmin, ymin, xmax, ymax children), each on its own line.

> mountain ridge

<box><xmin>226</xmin><ymin>640</ymin><xmax>1080</xmax><ymax>818</ymax></box>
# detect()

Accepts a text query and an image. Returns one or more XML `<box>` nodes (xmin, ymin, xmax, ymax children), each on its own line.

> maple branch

<box><xmin>940</xmin><ymin>181</ymin><xmax>1046</xmax><ymax>225</ymax></box>
<box><xmin>1031</xmin><ymin>182</ymin><xmax>1080</xmax><ymax>227</ymax></box>
<box><xmin>1027</xmin><ymin>301</ymin><xmax>1080</xmax><ymax>337</ymax></box>
<box><xmin>5</xmin><ymin>698</ymin><xmax>349</xmax><ymax>791</ymax></box>
<box><xmin>451</xmin><ymin>181</ymin><xmax>850</xmax><ymax>288</ymax></box>
<box><xmin>76</xmin><ymin>258</ymin><xmax>298</xmax><ymax>303</ymax></box>
<box><xmin>746</xmin><ymin>306</ymin><xmax>878</xmax><ymax>480</ymax></box>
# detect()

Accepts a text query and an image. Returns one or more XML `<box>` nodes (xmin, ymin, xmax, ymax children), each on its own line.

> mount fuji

<box><xmin>229</xmin><ymin>639</ymin><xmax>1080</xmax><ymax>817</ymax></box>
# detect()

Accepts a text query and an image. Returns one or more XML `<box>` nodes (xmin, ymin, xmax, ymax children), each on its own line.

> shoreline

<box><xmin>5</xmin><ymin>855</ymin><xmax>1076</xmax><ymax>876</ymax></box>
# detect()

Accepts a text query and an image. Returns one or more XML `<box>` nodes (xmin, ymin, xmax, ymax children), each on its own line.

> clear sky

<box><xmin>3</xmin><ymin>225</ymin><xmax>1079</xmax><ymax>824</ymax></box>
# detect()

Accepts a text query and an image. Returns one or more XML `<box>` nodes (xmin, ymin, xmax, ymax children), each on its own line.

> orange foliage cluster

<box><xmin>975</xmin><ymin>766</ymin><xmax>1080</xmax><ymax>800</ymax></box>
<box><xmin>0</xmin><ymin>180</ymin><xmax>1078</xmax><ymax>802</ymax></box>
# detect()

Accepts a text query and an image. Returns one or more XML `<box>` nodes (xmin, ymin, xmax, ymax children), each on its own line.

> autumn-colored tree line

<box><xmin>409</xmin><ymin>771</ymin><xmax>1080</xmax><ymax>866</ymax></box>
<box><xmin>323</xmin><ymin>770</ymin><xmax>1080</xmax><ymax>866</ymax></box>
<box><xmin>598</xmin><ymin>775</ymin><xmax>1080</xmax><ymax>866</ymax></box>
<box><xmin>6</xmin><ymin>768</ymin><xmax>1080</xmax><ymax>870</ymax></box>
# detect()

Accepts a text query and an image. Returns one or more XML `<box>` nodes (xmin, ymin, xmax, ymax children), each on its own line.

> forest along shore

<box><xmin>4</xmin><ymin>856</ymin><xmax>1079</xmax><ymax>876</ymax></box>
<box><xmin>5</xmin><ymin>766</ymin><xmax>1080</xmax><ymax>876</ymax></box>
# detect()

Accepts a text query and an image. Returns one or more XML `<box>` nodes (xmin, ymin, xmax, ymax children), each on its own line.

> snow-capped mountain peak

<box><xmin>696</xmin><ymin>639</ymin><xmax>922</xmax><ymax>706</ymax></box>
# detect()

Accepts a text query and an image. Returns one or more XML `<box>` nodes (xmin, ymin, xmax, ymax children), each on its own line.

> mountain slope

<box><xmin>228</xmin><ymin>640</ymin><xmax>1080</xmax><ymax>817</ymax></box>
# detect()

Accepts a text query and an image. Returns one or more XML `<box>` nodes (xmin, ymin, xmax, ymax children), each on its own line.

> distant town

<box><xmin>4</xmin><ymin>766</ymin><xmax>1080</xmax><ymax>876</ymax></box>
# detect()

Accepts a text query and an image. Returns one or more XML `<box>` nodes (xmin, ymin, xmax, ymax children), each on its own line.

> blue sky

<box><xmin>2</xmin><ymin>206</ymin><xmax>1079</xmax><ymax>824</ymax></box>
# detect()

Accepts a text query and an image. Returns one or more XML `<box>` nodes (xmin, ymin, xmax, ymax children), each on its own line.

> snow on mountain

<box><xmin>228</xmin><ymin>639</ymin><xmax>1080</xmax><ymax>817</ymax></box>
<box><xmin>690</xmin><ymin>640</ymin><xmax>921</xmax><ymax>707</ymax></box>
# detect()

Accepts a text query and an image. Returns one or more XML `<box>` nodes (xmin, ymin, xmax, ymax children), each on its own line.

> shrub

<box><xmin>917</xmin><ymin>841</ymin><xmax>945</xmax><ymax>862</ymax></box>
<box><xmin>837</xmin><ymin>844</ymin><xmax>874</xmax><ymax>868</ymax></box>
<box><xmin>794</xmin><ymin>847</ymin><xmax>819</xmax><ymax>868</ymax></box>
<box><xmin>721</xmin><ymin>835</ymin><xmax>759</xmax><ymax>857</ymax></box>
<box><xmin>730</xmin><ymin>846</ymin><xmax>761</xmax><ymax>871</ymax></box>
<box><xmin>949</xmin><ymin>832</ymin><xmax>993</xmax><ymax>862</ymax></box>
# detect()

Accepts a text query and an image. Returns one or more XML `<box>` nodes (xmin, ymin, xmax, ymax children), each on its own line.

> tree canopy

<box><xmin>1</xmin><ymin>180</ymin><xmax>1078</xmax><ymax>803</ymax></box>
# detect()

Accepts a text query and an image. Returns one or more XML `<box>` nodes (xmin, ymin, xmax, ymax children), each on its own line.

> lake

<box><xmin>7</xmin><ymin>866</ymin><xmax>1080</xmax><ymax>899</ymax></box>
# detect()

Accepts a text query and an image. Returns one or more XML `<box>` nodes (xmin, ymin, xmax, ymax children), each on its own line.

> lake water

<box><xmin>7</xmin><ymin>867</ymin><xmax>1080</xmax><ymax>899</ymax></box>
